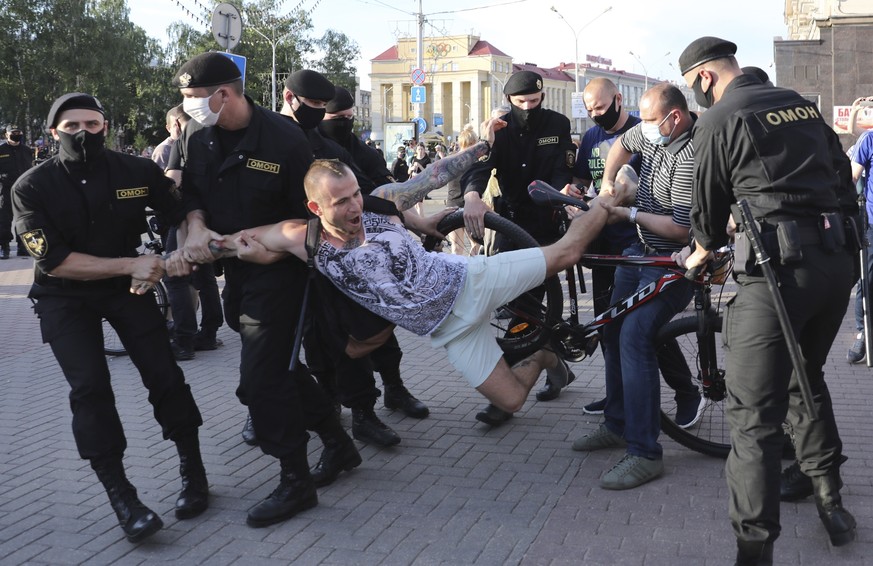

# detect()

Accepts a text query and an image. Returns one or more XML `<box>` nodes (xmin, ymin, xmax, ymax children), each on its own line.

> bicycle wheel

<box><xmin>102</xmin><ymin>282</ymin><xmax>170</xmax><ymax>356</ymax></box>
<box><xmin>429</xmin><ymin>210</ymin><xmax>564</xmax><ymax>358</ymax></box>
<box><xmin>657</xmin><ymin>315</ymin><xmax>731</xmax><ymax>459</ymax></box>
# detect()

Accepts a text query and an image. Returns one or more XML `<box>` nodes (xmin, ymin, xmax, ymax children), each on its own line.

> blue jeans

<box><xmin>602</xmin><ymin>243</ymin><xmax>694</xmax><ymax>460</ymax></box>
<box><xmin>852</xmin><ymin>225</ymin><xmax>873</xmax><ymax>331</ymax></box>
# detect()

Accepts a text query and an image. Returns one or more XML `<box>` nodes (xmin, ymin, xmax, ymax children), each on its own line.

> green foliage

<box><xmin>0</xmin><ymin>0</ymin><xmax>363</xmax><ymax>146</ymax></box>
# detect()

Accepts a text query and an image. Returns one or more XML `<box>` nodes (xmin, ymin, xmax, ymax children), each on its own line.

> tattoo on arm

<box><xmin>371</xmin><ymin>141</ymin><xmax>490</xmax><ymax>211</ymax></box>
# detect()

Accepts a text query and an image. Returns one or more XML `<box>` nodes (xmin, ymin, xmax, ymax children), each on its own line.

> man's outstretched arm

<box><xmin>371</xmin><ymin>118</ymin><xmax>506</xmax><ymax>211</ymax></box>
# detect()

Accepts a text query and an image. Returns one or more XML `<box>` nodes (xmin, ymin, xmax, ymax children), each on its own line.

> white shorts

<box><xmin>430</xmin><ymin>247</ymin><xmax>547</xmax><ymax>387</ymax></box>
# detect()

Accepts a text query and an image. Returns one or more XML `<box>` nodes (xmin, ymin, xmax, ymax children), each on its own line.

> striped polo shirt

<box><xmin>620</xmin><ymin>120</ymin><xmax>695</xmax><ymax>252</ymax></box>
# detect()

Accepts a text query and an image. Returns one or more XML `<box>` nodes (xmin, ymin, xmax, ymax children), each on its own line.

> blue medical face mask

<box><xmin>641</xmin><ymin>111</ymin><xmax>677</xmax><ymax>146</ymax></box>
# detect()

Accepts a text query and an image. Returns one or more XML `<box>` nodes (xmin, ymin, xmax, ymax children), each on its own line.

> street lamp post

<box><xmin>629</xmin><ymin>50</ymin><xmax>648</xmax><ymax>91</ymax></box>
<box><xmin>249</xmin><ymin>23</ymin><xmax>298</xmax><ymax>112</ymax></box>
<box><xmin>551</xmin><ymin>5</ymin><xmax>613</xmax><ymax>133</ymax></box>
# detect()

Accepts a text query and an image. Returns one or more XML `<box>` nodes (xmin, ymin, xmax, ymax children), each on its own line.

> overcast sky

<box><xmin>130</xmin><ymin>0</ymin><xmax>788</xmax><ymax>90</ymax></box>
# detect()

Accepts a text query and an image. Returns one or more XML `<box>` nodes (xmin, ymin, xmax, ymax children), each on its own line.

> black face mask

<box><xmin>510</xmin><ymin>103</ymin><xmax>543</xmax><ymax>131</ymax></box>
<box><xmin>9</xmin><ymin>133</ymin><xmax>23</xmax><ymax>143</ymax></box>
<box><xmin>294</xmin><ymin>96</ymin><xmax>326</xmax><ymax>130</ymax></box>
<box><xmin>56</xmin><ymin>129</ymin><xmax>105</xmax><ymax>163</ymax></box>
<box><xmin>692</xmin><ymin>75</ymin><xmax>715</xmax><ymax>109</ymax></box>
<box><xmin>592</xmin><ymin>95</ymin><xmax>621</xmax><ymax>130</ymax></box>
<box><xmin>318</xmin><ymin>117</ymin><xmax>355</xmax><ymax>143</ymax></box>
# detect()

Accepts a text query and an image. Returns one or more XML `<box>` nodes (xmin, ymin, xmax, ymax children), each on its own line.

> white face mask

<box><xmin>183</xmin><ymin>91</ymin><xmax>224</xmax><ymax>127</ymax></box>
<box><xmin>641</xmin><ymin>112</ymin><xmax>676</xmax><ymax>146</ymax></box>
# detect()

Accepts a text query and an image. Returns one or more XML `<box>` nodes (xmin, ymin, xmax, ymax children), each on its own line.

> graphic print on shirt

<box><xmin>316</xmin><ymin>212</ymin><xmax>466</xmax><ymax>336</ymax></box>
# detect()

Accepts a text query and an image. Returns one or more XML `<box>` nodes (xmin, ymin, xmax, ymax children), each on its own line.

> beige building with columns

<box><xmin>368</xmin><ymin>33</ymin><xmax>681</xmax><ymax>145</ymax></box>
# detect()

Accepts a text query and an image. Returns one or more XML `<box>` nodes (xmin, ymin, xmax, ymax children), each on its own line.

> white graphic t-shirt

<box><xmin>315</xmin><ymin>212</ymin><xmax>468</xmax><ymax>336</ymax></box>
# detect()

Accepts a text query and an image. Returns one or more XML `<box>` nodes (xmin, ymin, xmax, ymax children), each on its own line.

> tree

<box><xmin>313</xmin><ymin>29</ymin><xmax>360</xmax><ymax>94</ymax></box>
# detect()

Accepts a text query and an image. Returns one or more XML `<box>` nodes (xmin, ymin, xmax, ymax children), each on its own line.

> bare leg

<box><xmin>475</xmin><ymin>349</ymin><xmax>559</xmax><ymax>413</ymax></box>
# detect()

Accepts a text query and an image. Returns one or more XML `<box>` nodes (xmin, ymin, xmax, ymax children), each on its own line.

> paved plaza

<box><xmin>2</xmin><ymin>225</ymin><xmax>873</xmax><ymax>565</ymax></box>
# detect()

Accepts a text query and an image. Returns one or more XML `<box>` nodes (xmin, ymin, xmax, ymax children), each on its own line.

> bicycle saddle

<box><xmin>527</xmin><ymin>180</ymin><xmax>590</xmax><ymax>211</ymax></box>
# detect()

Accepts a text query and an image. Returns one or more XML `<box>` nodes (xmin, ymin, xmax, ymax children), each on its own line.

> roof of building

<box><xmin>512</xmin><ymin>62</ymin><xmax>573</xmax><ymax>83</ymax></box>
<box><xmin>469</xmin><ymin>40</ymin><xmax>510</xmax><ymax>57</ymax></box>
<box><xmin>372</xmin><ymin>45</ymin><xmax>400</xmax><ymax>61</ymax></box>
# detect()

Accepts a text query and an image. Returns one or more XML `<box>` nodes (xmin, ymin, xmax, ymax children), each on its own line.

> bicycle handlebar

<box><xmin>527</xmin><ymin>180</ymin><xmax>590</xmax><ymax>211</ymax></box>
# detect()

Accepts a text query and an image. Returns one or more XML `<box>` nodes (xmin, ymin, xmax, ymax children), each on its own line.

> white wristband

<box><xmin>629</xmin><ymin>206</ymin><xmax>639</xmax><ymax>224</ymax></box>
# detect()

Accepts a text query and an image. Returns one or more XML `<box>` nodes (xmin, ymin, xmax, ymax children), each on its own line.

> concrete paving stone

<box><xmin>29</xmin><ymin>545</ymin><xmax>96</xmax><ymax>565</ymax></box>
<box><xmin>1</xmin><ymin>542</ymin><xmax>52</xmax><ymax>565</ymax></box>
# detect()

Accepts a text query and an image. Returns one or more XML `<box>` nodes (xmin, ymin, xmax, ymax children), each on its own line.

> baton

<box><xmin>735</xmin><ymin>200</ymin><xmax>817</xmax><ymax>420</ymax></box>
<box><xmin>857</xmin><ymin>189</ymin><xmax>873</xmax><ymax>368</ymax></box>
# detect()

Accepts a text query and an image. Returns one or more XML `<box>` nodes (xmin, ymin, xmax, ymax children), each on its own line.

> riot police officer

<box><xmin>11</xmin><ymin>93</ymin><xmax>208</xmax><ymax>543</ymax></box>
<box><xmin>678</xmin><ymin>37</ymin><xmax>857</xmax><ymax>564</ymax></box>
<box><xmin>0</xmin><ymin>124</ymin><xmax>33</xmax><ymax>258</ymax></box>
<box><xmin>173</xmin><ymin>53</ymin><xmax>357</xmax><ymax>528</ymax></box>
<box><xmin>461</xmin><ymin>69</ymin><xmax>577</xmax><ymax>426</ymax></box>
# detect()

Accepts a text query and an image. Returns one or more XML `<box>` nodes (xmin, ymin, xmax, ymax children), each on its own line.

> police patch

<box><xmin>753</xmin><ymin>103</ymin><xmax>824</xmax><ymax>133</ymax></box>
<box><xmin>247</xmin><ymin>159</ymin><xmax>281</xmax><ymax>174</ymax></box>
<box><xmin>537</xmin><ymin>136</ymin><xmax>559</xmax><ymax>146</ymax></box>
<box><xmin>566</xmin><ymin>150</ymin><xmax>576</xmax><ymax>168</ymax></box>
<box><xmin>21</xmin><ymin>229</ymin><xmax>47</xmax><ymax>258</ymax></box>
<box><xmin>116</xmin><ymin>187</ymin><xmax>149</xmax><ymax>199</ymax></box>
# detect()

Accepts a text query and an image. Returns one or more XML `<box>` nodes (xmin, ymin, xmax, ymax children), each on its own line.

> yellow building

<box><xmin>369</xmin><ymin>33</ymin><xmax>665</xmax><ymax>144</ymax></box>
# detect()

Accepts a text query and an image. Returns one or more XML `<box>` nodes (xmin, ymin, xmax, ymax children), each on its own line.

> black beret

<box><xmin>741</xmin><ymin>66</ymin><xmax>773</xmax><ymax>86</ymax></box>
<box><xmin>173</xmin><ymin>52</ymin><xmax>241</xmax><ymax>89</ymax></box>
<box><xmin>284</xmin><ymin>70</ymin><xmax>336</xmax><ymax>102</ymax></box>
<box><xmin>678</xmin><ymin>36</ymin><xmax>737</xmax><ymax>75</ymax></box>
<box><xmin>47</xmin><ymin>93</ymin><xmax>105</xmax><ymax>128</ymax></box>
<box><xmin>7</xmin><ymin>124</ymin><xmax>20</xmax><ymax>131</ymax></box>
<box><xmin>504</xmin><ymin>71</ymin><xmax>543</xmax><ymax>96</ymax></box>
<box><xmin>326</xmin><ymin>87</ymin><xmax>355</xmax><ymax>113</ymax></box>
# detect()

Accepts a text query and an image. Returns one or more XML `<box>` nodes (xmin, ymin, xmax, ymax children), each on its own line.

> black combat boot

<box><xmin>246</xmin><ymin>449</ymin><xmax>318</xmax><ymax>528</ymax></box>
<box><xmin>734</xmin><ymin>540</ymin><xmax>773</xmax><ymax>566</ymax></box>
<box><xmin>91</xmin><ymin>457</ymin><xmax>163</xmax><ymax>543</ymax></box>
<box><xmin>0</xmin><ymin>243</ymin><xmax>9</xmax><ymax>260</ymax></box>
<box><xmin>780</xmin><ymin>455</ymin><xmax>847</xmax><ymax>502</ymax></box>
<box><xmin>174</xmin><ymin>434</ymin><xmax>209</xmax><ymax>520</ymax></box>
<box><xmin>193</xmin><ymin>328</ymin><xmax>222</xmax><ymax>351</ymax></box>
<box><xmin>241</xmin><ymin>412</ymin><xmax>258</xmax><ymax>446</ymax></box>
<box><xmin>311</xmin><ymin>416</ymin><xmax>362</xmax><ymax>487</ymax></box>
<box><xmin>812</xmin><ymin>471</ymin><xmax>856</xmax><ymax>546</ymax></box>
<box><xmin>171</xmin><ymin>335</ymin><xmax>195</xmax><ymax>361</ymax></box>
<box><xmin>384</xmin><ymin>384</ymin><xmax>429</xmax><ymax>418</ymax></box>
<box><xmin>351</xmin><ymin>405</ymin><xmax>400</xmax><ymax>446</ymax></box>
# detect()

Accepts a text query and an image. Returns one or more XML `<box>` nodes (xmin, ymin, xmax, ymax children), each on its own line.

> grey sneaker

<box><xmin>572</xmin><ymin>423</ymin><xmax>627</xmax><ymax>451</ymax></box>
<box><xmin>847</xmin><ymin>332</ymin><xmax>865</xmax><ymax>364</ymax></box>
<box><xmin>600</xmin><ymin>453</ymin><xmax>664</xmax><ymax>490</ymax></box>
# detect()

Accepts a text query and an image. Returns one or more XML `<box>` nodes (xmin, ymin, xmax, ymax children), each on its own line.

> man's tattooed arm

<box><xmin>370</xmin><ymin>140</ymin><xmax>491</xmax><ymax>212</ymax></box>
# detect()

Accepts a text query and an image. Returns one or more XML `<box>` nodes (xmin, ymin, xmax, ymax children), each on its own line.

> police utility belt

<box><xmin>733</xmin><ymin>212</ymin><xmax>857</xmax><ymax>275</ymax></box>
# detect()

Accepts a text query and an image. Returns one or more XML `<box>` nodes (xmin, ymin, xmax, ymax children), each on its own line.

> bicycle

<box><xmin>103</xmin><ymin>214</ymin><xmax>170</xmax><ymax>356</ymax></box>
<box><xmin>426</xmin><ymin>182</ymin><xmax>733</xmax><ymax>458</ymax></box>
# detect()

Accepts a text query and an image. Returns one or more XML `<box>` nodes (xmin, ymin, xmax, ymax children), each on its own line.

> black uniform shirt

<box><xmin>297</xmin><ymin>124</ymin><xmax>376</xmax><ymax>194</ymax></box>
<box><xmin>348</xmin><ymin>137</ymin><xmax>393</xmax><ymax>189</ymax></box>
<box><xmin>12</xmin><ymin>151</ymin><xmax>190</xmax><ymax>290</ymax></box>
<box><xmin>691</xmin><ymin>74</ymin><xmax>857</xmax><ymax>250</ymax></box>
<box><xmin>179</xmin><ymin>98</ymin><xmax>314</xmax><ymax>234</ymax></box>
<box><xmin>0</xmin><ymin>141</ymin><xmax>33</xmax><ymax>187</ymax></box>
<box><xmin>461</xmin><ymin>108</ymin><xmax>575</xmax><ymax>208</ymax></box>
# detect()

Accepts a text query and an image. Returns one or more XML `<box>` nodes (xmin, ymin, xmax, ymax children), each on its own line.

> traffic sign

<box><xmin>411</xmin><ymin>68</ymin><xmax>426</xmax><ymax>85</ymax></box>
<box><xmin>433</xmin><ymin>113</ymin><xmax>443</xmax><ymax>126</ymax></box>
<box><xmin>219</xmin><ymin>52</ymin><xmax>247</xmax><ymax>88</ymax></box>
<box><xmin>412</xmin><ymin>117</ymin><xmax>428</xmax><ymax>135</ymax></box>
<box><xmin>411</xmin><ymin>86</ymin><xmax>426</xmax><ymax>104</ymax></box>
<box><xmin>212</xmin><ymin>3</ymin><xmax>242</xmax><ymax>51</ymax></box>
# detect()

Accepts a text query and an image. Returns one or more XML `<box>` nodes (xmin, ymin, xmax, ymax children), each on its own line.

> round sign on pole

<box><xmin>412</xmin><ymin>117</ymin><xmax>428</xmax><ymax>136</ymax></box>
<box><xmin>212</xmin><ymin>3</ymin><xmax>242</xmax><ymax>51</ymax></box>
<box><xmin>411</xmin><ymin>68</ymin><xmax>426</xmax><ymax>85</ymax></box>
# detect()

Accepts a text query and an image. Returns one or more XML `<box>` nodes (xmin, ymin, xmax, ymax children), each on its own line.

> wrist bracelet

<box><xmin>629</xmin><ymin>206</ymin><xmax>639</xmax><ymax>224</ymax></box>
<box><xmin>478</xmin><ymin>139</ymin><xmax>491</xmax><ymax>153</ymax></box>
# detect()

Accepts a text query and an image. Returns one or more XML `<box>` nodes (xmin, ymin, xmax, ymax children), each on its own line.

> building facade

<box><xmin>777</xmin><ymin>0</ymin><xmax>873</xmax><ymax>144</ymax></box>
<box><xmin>368</xmin><ymin>34</ymin><xmax>662</xmax><ymax>144</ymax></box>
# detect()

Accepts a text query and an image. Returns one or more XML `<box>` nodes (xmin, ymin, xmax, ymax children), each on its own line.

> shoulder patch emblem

<box><xmin>21</xmin><ymin>229</ymin><xmax>46</xmax><ymax>258</ymax></box>
<box><xmin>566</xmin><ymin>149</ymin><xmax>576</xmax><ymax>168</ymax></box>
<box><xmin>246</xmin><ymin>159</ymin><xmax>281</xmax><ymax>174</ymax></box>
<box><xmin>753</xmin><ymin>103</ymin><xmax>824</xmax><ymax>133</ymax></box>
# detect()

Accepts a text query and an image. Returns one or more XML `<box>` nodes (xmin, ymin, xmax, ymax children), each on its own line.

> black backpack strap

<box><xmin>304</xmin><ymin>217</ymin><xmax>321</xmax><ymax>270</ymax></box>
